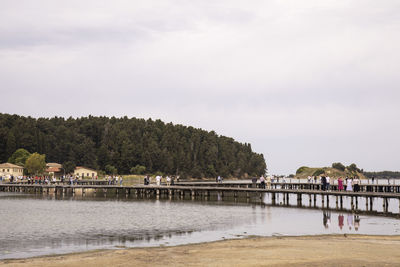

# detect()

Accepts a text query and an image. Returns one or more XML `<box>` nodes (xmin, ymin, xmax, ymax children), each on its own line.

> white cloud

<box><xmin>0</xmin><ymin>0</ymin><xmax>399</xmax><ymax>174</ymax></box>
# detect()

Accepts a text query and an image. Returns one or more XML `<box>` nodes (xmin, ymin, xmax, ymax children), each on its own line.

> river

<box><xmin>0</xmin><ymin>191</ymin><xmax>399</xmax><ymax>259</ymax></box>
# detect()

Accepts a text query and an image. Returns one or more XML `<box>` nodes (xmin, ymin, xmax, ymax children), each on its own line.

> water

<box><xmin>0</xmin><ymin>192</ymin><xmax>399</xmax><ymax>260</ymax></box>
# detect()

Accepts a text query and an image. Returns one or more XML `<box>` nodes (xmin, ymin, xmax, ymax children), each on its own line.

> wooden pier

<box><xmin>1</xmin><ymin>183</ymin><xmax>400</xmax><ymax>216</ymax></box>
<box><xmin>174</xmin><ymin>181</ymin><xmax>400</xmax><ymax>193</ymax></box>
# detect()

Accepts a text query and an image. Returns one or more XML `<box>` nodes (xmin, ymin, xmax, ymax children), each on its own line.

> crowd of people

<box><xmin>0</xmin><ymin>174</ymin><xmax>103</xmax><ymax>185</ymax></box>
<box><xmin>143</xmin><ymin>175</ymin><xmax>179</xmax><ymax>186</ymax></box>
<box><xmin>306</xmin><ymin>175</ymin><xmax>362</xmax><ymax>192</ymax></box>
<box><xmin>106</xmin><ymin>175</ymin><xmax>123</xmax><ymax>186</ymax></box>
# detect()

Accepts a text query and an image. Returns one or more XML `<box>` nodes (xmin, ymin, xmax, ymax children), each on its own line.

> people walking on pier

<box><xmin>346</xmin><ymin>178</ymin><xmax>353</xmax><ymax>191</ymax></box>
<box><xmin>252</xmin><ymin>177</ymin><xmax>257</xmax><ymax>188</ymax></box>
<box><xmin>260</xmin><ymin>175</ymin><xmax>265</xmax><ymax>189</ymax></box>
<box><xmin>313</xmin><ymin>176</ymin><xmax>317</xmax><ymax>184</ymax></box>
<box><xmin>326</xmin><ymin>176</ymin><xmax>331</xmax><ymax>191</ymax></box>
<box><xmin>321</xmin><ymin>176</ymin><xmax>327</xmax><ymax>191</ymax></box>
<box><xmin>119</xmin><ymin>176</ymin><xmax>123</xmax><ymax>186</ymax></box>
<box><xmin>156</xmin><ymin>175</ymin><xmax>161</xmax><ymax>186</ymax></box>
<box><xmin>353</xmin><ymin>177</ymin><xmax>360</xmax><ymax>192</ymax></box>
<box><xmin>266</xmin><ymin>176</ymin><xmax>271</xmax><ymax>189</ymax></box>
<box><xmin>166</xmin><ymin>176</ymin><xmax>171</xmax><ymax>186</ymax></box>
<box><xmin>338</xmin><ymin>177</ymin><xmax>344</xmax><ymax>191</ymax></box>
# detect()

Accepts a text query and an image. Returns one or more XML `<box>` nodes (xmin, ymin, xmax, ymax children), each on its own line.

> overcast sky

<box><xmin>1</xmin><ymin>0</ymin><xmax>399</xmax><ymax>174</ymax></box>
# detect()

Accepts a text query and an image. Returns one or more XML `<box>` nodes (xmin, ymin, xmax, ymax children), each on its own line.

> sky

<box><xmin>1</xmin><ymin>0</ymin><xmax>399</xmax><ymax>174</ymax></box>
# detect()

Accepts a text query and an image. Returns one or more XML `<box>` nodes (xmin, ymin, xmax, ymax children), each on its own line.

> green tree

<box><xmin>5</xmin><ymin>132</ymin><xmax>16</xmax><ymax>158</ymax></box>
<box><xmin>25</xmin><ymin>152</ymin><xmax>46</xmax><ymax>175</ymax></box>
<box><xmin>130</xmin><ymin>165</ymin><xmax>146</xmax><ymax>174</ymax></box>
<box><xmin>296</xmin><ymin>166</ymin><xmax>309</xmax><ymax>174</ymax></box>
<box><xmin>332</xmin><ymin>162</ymin><xmax>345</xmax><ymax>171</ymax></box>
<box><xmin>312</xmin><ymin>168</ymin><xmax>325</xmax><ymax>176</ymax></box>
<box><xmin>62</xmin><ymin>161</ymin><xmax>76</xmax><ymax>174</ymax></box>
<box><xmin>105</xmin><ymin>164</ymin><xmax>118</xmax><ymax>175</ymax></box>
<box><xmin>8</xmin><ymin>148</ymin><xmax>31</xmax><ymax>166</ymax></box>
<box><xmin>347</xmin><ymin>163</ymin><xmax>360</xmax><ymax>173</ymax></box>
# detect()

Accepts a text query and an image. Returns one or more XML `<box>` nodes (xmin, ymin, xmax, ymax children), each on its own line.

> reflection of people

<box><xmin>338</xmin><ymin>214</ymin><xmax>344</xmax><ymax>230</ymax></box>
<box><xmin>347</xmin><ymin>214</ymin><xmax>354</xmax><ymax>230</ymax></box>
<box><xmin>323</xmin><ymin>210</ymin><xmax>331</xmax><ymax>229</ymax></box>
<box><xmin>354</xmin><ymin>215</ymin><xmax>360</xmax><ymax>231</ymax></box>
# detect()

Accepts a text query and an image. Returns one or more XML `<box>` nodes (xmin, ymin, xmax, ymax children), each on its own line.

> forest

<box><xmin>0</xmin><ymin>113</ymin><xmax>266</xmax><ymax>178</ymax></box>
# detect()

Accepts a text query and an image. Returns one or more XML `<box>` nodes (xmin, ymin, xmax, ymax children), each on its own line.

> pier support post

<box><xmin>351</xmin><ymin>197</ymin><xmax>354</xmax><ymax>210</ymax></box>
<box><xmin>335</xmin><ymin>196</ymin><xmax>338</xmax><ymax>209</ymax></box>
<box><xmin>370</xmin><ymin>197</ymin><xmax>373</xmax><ymax>211</ymax></box>
<box><xmin>355</xmin><ymin>197</ymin><xmax>358</xmax><ymax>210</ymax></box>
<box><xmin>340</xmin><ymin>196</ymin><xmax>343</xmax><ymax>209</ymax></box>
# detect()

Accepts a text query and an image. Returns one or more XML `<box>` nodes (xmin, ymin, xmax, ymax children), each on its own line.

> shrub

<box><xmin>296</xmin><ymin>166</ymin><xmax>309</xmax><ymax>174</ymax></box>
<box><xmin>332</xmin><ymin>162</ymin><xmax>345</xmax><ymax>171</ymax></box>
<box><xmin>312</xmin><ymin>168</ymin><xmax>325</xmax><ymax>176</ymax></box>
<box><xmin>347</xmin><ymin>163</ymin><xmax>360</xmax><ymax>173</ymax></box>
<box><xmin>130</xmin><ymin>165</ymin><xmax>146</xmax><ymax>175</ymax></box>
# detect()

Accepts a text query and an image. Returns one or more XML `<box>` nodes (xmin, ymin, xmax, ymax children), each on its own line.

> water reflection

<box><xmin>323</xmin><ymin>210</ymin><xmax>331</xmax><ymax>229</ymax></box>
<box><xmin>0</xmin><ymin>192</ymin><xmax>399</xmax><ymax>260</ymax></box>
<box><xmin>323</xmin><ymin>212</ymin><xmax>362</xmax><ymax>232</ymax></box>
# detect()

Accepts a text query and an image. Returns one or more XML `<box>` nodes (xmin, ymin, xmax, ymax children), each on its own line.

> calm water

<box><xmin>0</xmin><ymin>192</ymin><xmax>399</xmax><ymax>259</ymax></box>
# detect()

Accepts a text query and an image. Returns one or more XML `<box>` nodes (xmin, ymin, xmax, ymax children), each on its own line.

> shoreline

<box><xmin>2</xmin><ymin>234</ymin><xmax>400</xmax><ymax>266</ymax></box>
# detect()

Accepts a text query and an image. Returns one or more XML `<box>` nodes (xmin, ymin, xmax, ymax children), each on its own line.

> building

<box><xmin>74</xmin><ymin>166</ymin><xmax>97</xmax><ymax>179</ymax></box>
<box><xmin>0</xmin><ymin>163</ymin><xmax>24</xmax><ymax>177</ymax></box>
<box><xmin>46</xmin><ymin>163</ymin><xmax>62</xmax><ymax>168</ymax></box>
<box><xmin>45</xmin><ymin>163</ymin><xmax>63</xmax><ymax>178</ymax></box>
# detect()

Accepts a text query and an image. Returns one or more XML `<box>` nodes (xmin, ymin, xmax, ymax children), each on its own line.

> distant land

<box><xmin>294</xmin><ymin>163</ymin><xmax>400</xmax><ymax>179</ymax></box>
<box><xmin>0</xmin><ymin>113</ymin><xmax>266</xmax><ymax>178</ymax></box>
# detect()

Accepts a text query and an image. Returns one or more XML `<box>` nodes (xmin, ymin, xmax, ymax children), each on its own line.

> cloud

<box><xmin>0</xmin><ymin>0</ymin><xmax>399</xmax><ymax>174</ymax></box>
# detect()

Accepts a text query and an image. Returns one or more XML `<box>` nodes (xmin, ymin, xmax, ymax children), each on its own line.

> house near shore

<box><xmin>74</xmin><ymin>166</ymin><xmax>97</xmax><ymax>179</ymax></box>
<box><xmin>0</xmin><ymin>163</ymin><xmax>24</xmax><ymax>177</ymax></box>
<box><xmin>45</xmin><ymin>163</ymin><xmax>63</xmax><ymax>178</ymax></box>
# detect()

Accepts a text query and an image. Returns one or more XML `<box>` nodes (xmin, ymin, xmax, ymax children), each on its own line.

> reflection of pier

<box><xmin>1</xmin><ymin>184</ymin><xmax>399</xmax><ymax>216</ymax></box>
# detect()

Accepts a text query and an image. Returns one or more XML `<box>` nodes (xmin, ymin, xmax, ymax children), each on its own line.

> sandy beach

<box><xmin>1</xmin><ymin>235</ymin><xmax>400</xmax><ymax>267</ymax></box>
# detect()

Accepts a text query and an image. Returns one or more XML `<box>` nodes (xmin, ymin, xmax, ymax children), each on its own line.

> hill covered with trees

<box><xmin>0</xmin><ymin>113</ymin><xmax>266</xmax><ymax>178</ymax></box>
<box><xmin>294</xmin><ymin>163</ymin><xmax>367</xmax><ymax>179</ymax></box>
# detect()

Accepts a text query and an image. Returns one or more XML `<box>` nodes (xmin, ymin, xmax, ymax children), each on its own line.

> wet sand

<box><xmin>1</xmin><ymin>235</ymin><xmax>400</xmax><ymax>267</ymax></box>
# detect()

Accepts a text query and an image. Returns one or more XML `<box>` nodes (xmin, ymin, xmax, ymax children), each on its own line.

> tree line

<box><xmin>363</xmin><ymin>171</ymin><xmax>400</xmax><ymax>179</ymax></box>
<box><xmin>0</xmin><ymin>113</ymin><xmax>267</xmax><ymax>178</ymax></box>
